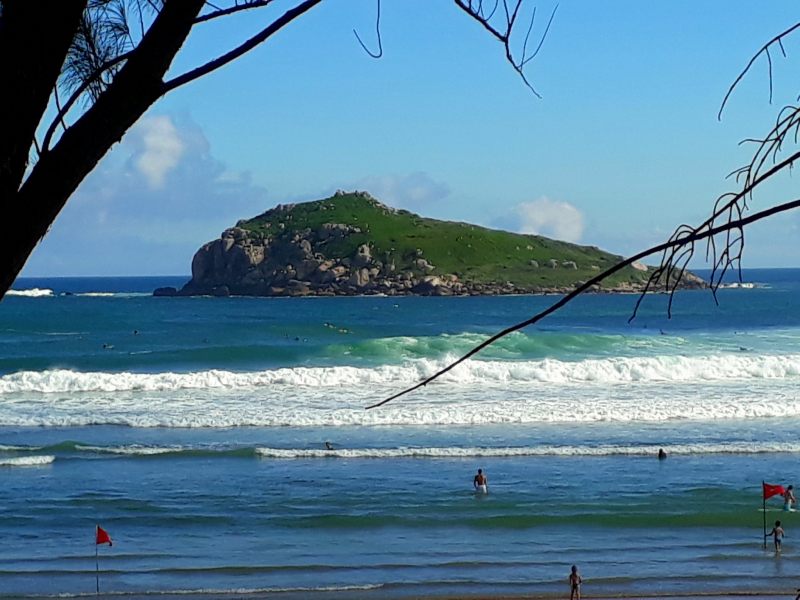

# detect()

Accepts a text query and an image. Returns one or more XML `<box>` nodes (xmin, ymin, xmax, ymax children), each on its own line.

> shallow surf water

<box><xmin>2</xmin><ymin>270</ymin><xmax>800</xmax><ymax>598</ymax></box>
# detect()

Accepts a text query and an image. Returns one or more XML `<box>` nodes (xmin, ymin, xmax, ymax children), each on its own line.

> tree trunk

<box><xmin>0</xmin><ymin>0</ymin><xmax>205</xmax><ymax>297</ymax></box>
<box><xmin>0</xmin><ymin>0</ymin><xmax>86</xmax><ymax>199</ymax></box>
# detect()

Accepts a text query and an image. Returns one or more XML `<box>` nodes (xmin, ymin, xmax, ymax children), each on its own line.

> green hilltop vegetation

<box><xmin>233</xmin><ymin>191</ymin><xmax>663</xmax><ymax>292</ymax></box>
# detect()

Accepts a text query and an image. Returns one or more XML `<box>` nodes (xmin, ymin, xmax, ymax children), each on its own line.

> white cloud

<box><xmin>23</xmin><ymin>114</ymin><xmax>268</xmax><ymax>276</ymax></box>
<box><xmin>130</xmin><ymin>115</ymin><xmax>185</xmax><ymax>189</ymax></box>
<box><xmin>515</xmin><ymin>197</ymin><xmax>585</xmax><ymax>242</ymax></box>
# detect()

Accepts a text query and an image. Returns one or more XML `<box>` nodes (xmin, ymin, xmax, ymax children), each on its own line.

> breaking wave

<box><xmin>2</xmin><ymin>353</ymin><xmax>800</xmax><ymax>394</ymax></box>
<box><xmin>3</xmin><ymin>442</ymin><xmax>800</xmax><ymax>460</ymax></box>
<box><xmin>0</xmin><ymin>456</ymin><xmax>54</xmax><ymax>467</ymax></box>
<box><xmin>6</xmin><ymin>288</ymin><xmax>54</xmax><ymax>298</ymax></box>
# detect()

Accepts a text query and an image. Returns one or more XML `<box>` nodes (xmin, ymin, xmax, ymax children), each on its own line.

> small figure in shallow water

<box><xmin>568</xmin><ymin>565</ymin><xmax>582</xmax><ymax>600</ymax></box>
<box><xmin>658</xmin><ymin>448</ymin><xmax>667</xmax><ymax>460</ymax></box>
<box><xmin>473</xmin><ymin>469</ymin><xmax>488</xmax><ymax>494</ymax></box>
<box><xmin>766</xmin><ymin>519</ymin><xmax>785</xmax><ymax>552</ymax></box>
<box><xmin>784</xmin><ymin>485</ymin><xmax>796</xmax><ymax>511</ymax></box>
<box><xmin>324</xmin><ymin>441</ymin><xmax>334</xmax><ymax>451</ymax></box>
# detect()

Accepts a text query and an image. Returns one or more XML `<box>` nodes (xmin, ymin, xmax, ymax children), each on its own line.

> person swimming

<box><xmin>658</xmin><ymin>448</ymin><xmax>667</xmax><ymax>460</ymax></box>
<box><xmin>324</xmin><ymin>441</ymin><xmax>334</xmax><ymax>451</ymax></box>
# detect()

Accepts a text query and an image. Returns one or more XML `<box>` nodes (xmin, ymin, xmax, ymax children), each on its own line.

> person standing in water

<box><xmin>766</xmin><ymin>520</ymin><xmax>785</xmax><ymax>552</ymax></box>
<box><xmin>473</xmin><ymin>469</ymin><xmax>488</xmax><ymax>494</ymax></box>
<box><xmin>568</xmin><ymin>565</ymin><xmax>582</xmax><ymax>600</ymax></box>
<box><xmin>784</xmin><ymin>485</ymin><xmax>796</xmax><ymax>511</ymax></box>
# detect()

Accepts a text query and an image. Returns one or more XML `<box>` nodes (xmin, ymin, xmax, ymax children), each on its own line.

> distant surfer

<box><xmin>473</xmin><ymin>469</ymin><xmax>488</xmax><ymax>494</ymax></box>
<box><xmin>784</xmin><ymin>485</ymin><xmax>796</xmax><ymax>511</ymax></box>
<box><xmin>324</xmin><ymin>441</ymin><xmax>334</xmax><ymax>451</ymax></box>
<box><xmin>658</xmin><ymin>448</ymin><xmax>667</xmax><ymax>460</ymax></box>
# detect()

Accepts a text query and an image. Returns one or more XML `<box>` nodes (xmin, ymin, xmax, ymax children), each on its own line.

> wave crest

<box><xmin>7</xmin><ymin>288</ymin><xmax>54</xmax><ymax>298</ymax></box>
<box><xmin>0</xmin><ymin>456</ymin><xmax>54</xmax><ymax>467</ymax></box>
<box><xmin>3</xmin><ymin>353</ymin><xmax>800</xmax><ymax>394</ymax></box>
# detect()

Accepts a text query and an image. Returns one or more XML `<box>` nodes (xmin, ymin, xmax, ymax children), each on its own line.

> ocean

<box><xmin>2</xmin><ymin>270</ymin><xmax>800</xmax><ymax>599</ymax></box>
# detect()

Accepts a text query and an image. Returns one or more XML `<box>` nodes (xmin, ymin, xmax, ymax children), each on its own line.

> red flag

<box><xmin>763</xmin><ymin>482</ymin><xmax>786</xmax><ymax>500</ymax></box>
<box><xmin>95</xmin><ymin>525</ymin><xmax>112</xmax><ymax>546</ymax></box>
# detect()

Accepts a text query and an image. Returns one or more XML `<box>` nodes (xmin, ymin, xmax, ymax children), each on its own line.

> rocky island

<box><xmin>162</xmin><ymin>191</ymin><xmax>704</xmax><ymax>297</ymax></box>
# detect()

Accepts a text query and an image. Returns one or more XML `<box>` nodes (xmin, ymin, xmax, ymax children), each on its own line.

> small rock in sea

<box><xmin>153</xmin><ymin>287</ymin><xmax>177</xmax><ymax>297</ymax></box>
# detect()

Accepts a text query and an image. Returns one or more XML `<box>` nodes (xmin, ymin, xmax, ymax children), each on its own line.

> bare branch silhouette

<box><xmin>454</xmin><ymin>0</ymin><xmax>558</xmax><ymax>98</ymax></box>
<box><xmin>353</xmin><ymin>0</ymin><xmax>383</xmax><ymax>59</ymax></box>
<box><xmin>194</xmin><ymin>0</ymin><xmax>274</xmax><ymax>24</ymax></box>
<box><xmin>718</xmin><ymin>21</ymin><xmax>800</xmax><ymax>119</ymax></box>
<box><xmin>43</xmin><ymin>50</ymin><xmax>133</xmax><ymax>151</ymax></box>
<box><xmin>162</xmin><ymin>0</ymin><xmax>323</xmax><ymax>93</ymax></box>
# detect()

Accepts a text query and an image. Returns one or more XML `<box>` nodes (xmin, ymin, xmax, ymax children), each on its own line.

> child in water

<box><xmin>766</xmin><ymin>520</ymin><xmax>785</xmax><ymax>552</ymax></box>
<box><xmin>569</xmin><ymin>565</ymin><xmax>582</xmax><ymax>600</ymax></box>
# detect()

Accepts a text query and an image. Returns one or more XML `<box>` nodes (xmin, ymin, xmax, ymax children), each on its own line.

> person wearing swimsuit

<box><xmin>784</xmin><ymin>486</ymin><xmax>796</xmax><ymax>511</ymax></box>
<box><xmin>569</xmin><ymin>565</ymin><xmax>582</xmax><ymax>600</ymax></box>
<box><xmin>473</xmin><ymin>469</ymin><xmax>488</xmax><ymax>494</ymax></box>
<box><xmin>766</xmin><ymin>520</ymin><xmax>785</xmax><ymax>552</ymax></box>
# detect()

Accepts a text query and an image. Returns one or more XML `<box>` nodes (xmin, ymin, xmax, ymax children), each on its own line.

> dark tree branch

<box><xmin>0</xmin><ymin>0</ymin><xmax>87</xmax><ymax>198</ymax></box>
<box><xmin>368</xmin><ymin>197</ymin><xmax>800</xmax><ymax>409</ymax></box>
<box><xmin>194</xmin><ymin>0</ymin><xmax>275</xmax><ymax>24</ymax></box>
<box><xmin>43</xmin><ymin>1</ymin><xmax>295</xmax><ymax>152</ymax></box>
<box><xmin>353</xmin><ymin>0</ymin><xmax>383</xmax><ymax>59</ymax></box>
<box><xmin>454</xmin><ymin>0</ymin><xmax>557</xmax><ymax>98</ymax></box>
<box><xmin>0</xmin><ymin>0</ymin><xmax>206</xmax><ymax>297</ymax></box>
<box><xmin>162</xmin><ymin>0</ymin><xmax>324</xmax><ymax>93</ymax></box>
<box><xmin>718</xmin><ymin>21</ymin><xmax>800</xmax><ymax>119</ymax></box>
<box><xmin>42</xmin><ymin>50</ymin><xmax>134</xmax><ymax>152</ymax></box>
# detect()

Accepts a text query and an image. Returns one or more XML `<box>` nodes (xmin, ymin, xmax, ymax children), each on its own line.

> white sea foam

<box><xmin>7</xmin><ymin>288</ymin><xmax>54</xmax><ymax>297</ymax></box>
<box><xmin>0</xmin><ymin>456</ymin><xmax>54</xmax><ymax>467</ymax></box>
<box><xmin>73</xmin><ymin>292</ymin><xmax>151</xmax><ymax>298</ymax></box>
<box><xmin>74</xmin><ymin>444</ymin><xmax>183</xmax><ymax>455</ymax></box>
<box><xmin>75</xmin><ymin>292</ymin><xmax>116</xmax><ymax>297</ymax></box>
<box><xmin>256</xmin><ymin>441</ymin><xmax>800</xmax><ymax>459</ymax></box>
<box><xmin>1</xmin><ymin>378</ymin><xmax>800</xmax><ymax>427</ymax></box>
<box><xmin>16</xmin><ymin>442</ymin><xmax>800</xmax><ymax>458</ymax></box>
<box><xmin>3</xmin><ymin>353</ymin><xmax>800</xmax><ymax>395</ymax></box>
<box><xmin>2</xmin><ymin>354</ymin><xmax>800</xmax><ymax>427</ymax></box>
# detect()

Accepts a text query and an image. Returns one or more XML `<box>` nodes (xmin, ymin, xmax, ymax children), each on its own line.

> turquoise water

<box><xmin>2</xmin><ymin>270</ymin><xmax>800</xmax><ymax>598</ymax></box>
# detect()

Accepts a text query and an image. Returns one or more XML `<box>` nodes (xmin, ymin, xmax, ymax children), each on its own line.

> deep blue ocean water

<box><xmin>3</xmin><ymin>270</ymin><xmax>800</xmax><ymax>598</ymax></box>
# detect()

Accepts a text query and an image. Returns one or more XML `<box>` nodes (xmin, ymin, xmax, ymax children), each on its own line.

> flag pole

<box><xmin>95</xmin><ymin>525</ymin><xmax>100</xmax><ymax>595</ymax></box>
<box><xmin>762</xmin><ymin>482</ymin><xmax>767</xmax><ymax>550</ymax></box>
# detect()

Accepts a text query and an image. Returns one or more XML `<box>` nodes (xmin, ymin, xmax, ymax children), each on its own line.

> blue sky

<box><xmin>21</xmin><ymin>1</ymin><xmax>800</xmax><ymax>276</ymax></box>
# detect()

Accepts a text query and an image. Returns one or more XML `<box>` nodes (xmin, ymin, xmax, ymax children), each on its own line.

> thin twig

<box><xmin>353</xmin><ymin>0</ymin><xmax>383</xmax><ymax>58</ymax></box>
<box><xmin>718</xmin><ymin>21</ymin><xmax>800</xmax><ymax>119</ymax></box>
